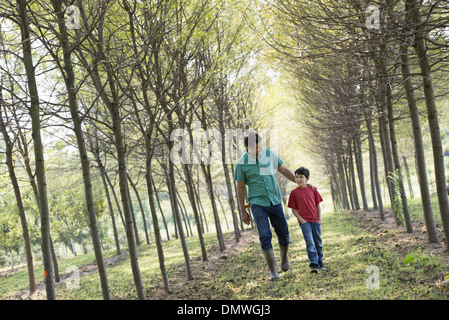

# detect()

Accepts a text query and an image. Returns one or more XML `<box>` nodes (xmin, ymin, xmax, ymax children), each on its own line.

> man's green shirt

<box><xmin>234</xmin><ymin>148</ymin><xmax>283</xmax><ymax>206</ymax></box>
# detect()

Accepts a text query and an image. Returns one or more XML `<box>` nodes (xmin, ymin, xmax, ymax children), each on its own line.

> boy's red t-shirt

<box><xmin>287</xmin><ymin>186</ymin><xmax>323</xmax><ymax>223</ymax></box>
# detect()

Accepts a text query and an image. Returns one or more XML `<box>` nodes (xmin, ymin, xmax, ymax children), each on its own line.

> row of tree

<box><xmin>266</xmin><ymin>0</ymin><xmax>449</xmax><ymax>247</ymax></box>
<box><xmin>0</xmin><ymin>0</ymin><xmax>268</xmax><ymax>300</ymax></box>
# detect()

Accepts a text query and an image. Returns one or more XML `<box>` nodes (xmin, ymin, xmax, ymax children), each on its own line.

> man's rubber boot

<box><xmin>280</xmin><ymin>245</ymin><xmax>289</xmax><ymax>272</ymax></box>
<box><xmin>262</xmin><ymin>249</ymin><xmax>279</xmax><ymax>281</ymax></box>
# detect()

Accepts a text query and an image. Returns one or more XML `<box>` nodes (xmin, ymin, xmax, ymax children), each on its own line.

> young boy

<box><xmin>288</xmin><ymin>167</ymin><xmax>324</xmax><ymax>273</ymax></box>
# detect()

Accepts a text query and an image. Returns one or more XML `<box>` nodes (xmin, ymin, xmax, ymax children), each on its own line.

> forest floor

<box><xmin>151</xmin><ymin>209</ymin><xmax>449</xmax><ymax>300</ymax></box>
<box><xmin>2</xmin><ymin>209</ymin><xmax>449</xmax><ymax>300</ymax></box>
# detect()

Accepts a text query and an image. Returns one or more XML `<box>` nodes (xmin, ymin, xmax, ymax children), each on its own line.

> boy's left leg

<box><xmin>300</xmin><ymin>222</ymin><xmax>320</xmax><ymax>270</ymax></box>
<box><xmin>311</xmin><ymin>222</ymin><xmax>323</xmax><ymax>268</ymax></box>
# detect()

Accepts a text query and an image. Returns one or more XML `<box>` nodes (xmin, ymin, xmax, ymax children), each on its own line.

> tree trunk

<box><xmin>16</xmin><ymin>0</ymin><xmax>55</xmax><ymax>300</ymax></box>
<box><xmin>128</xmin><ymin>174</ymin><xmax>150</xmax><ymax>245</ymax></box>
<box><xmin>365</xmin><ymin>115</ymin><xmax>384</xmax><ymax>220</ymax></box>
<box><xmin>183</xmin><ymin>162</ymin><xmax>208</xmax><ymax>261</ymax></box>
<box><xmin>145</xmin><ymin>140</ymin><xmax>170</xmax><ymax>292</ymax></box>
<box><xmin>399</xmin><ymin>41</ymin><xmax>438</xmax><ymax>243</ymax></box>
<box><xmin>89</xmin><ymin>137</ymin><xmax>121</xmax><ymax>255</ymax></box>
<box><xmin>354</xmin><ymin>134</ymin><xmax>369</xmax><ymax>210</ymax></box>
<box><xmin>403</xmin><ymin>155</ymin><xmax>414</xmax><ymax>199</ymax></box>
<box><xmin>407</xmin><ymin>0</ymin><xmax>449</xmax><ymax>249</ymax></box>
<box><xmin>378</xmin><ymin>92</ymin><xmax>398</xmax><ymax>224</ymax></box>
<box><xmin>151</xmin><ymin>175</ymin><xmax>170</xmax><ymax>241</ymax></box>
<box><xmin>0</xmin><ymin>92</ymin><xmax>36</xmax><ymax>294</ymax></box>
<box><xmin>50</xmin><ymin>0</ymin><xmax>110</xmax><ymax>299</ymax></box>
<box><xmin>380</xmin><ymin>47</ymin><xmax>413</xmax><ymax>232</ymax></box>
<box><xmin>348</xmin><ymin>141</ymin><xmax>360</xmax><ymax>210</ymax></box>
<box><xmin>167</xmin><ymin>115</ymin><xmax>193</xmax><ymax>279</ymax></box>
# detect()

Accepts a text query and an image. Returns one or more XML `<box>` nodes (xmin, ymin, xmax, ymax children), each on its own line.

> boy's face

<box><xmin>295</xmin><ymin>174</ymin><xmax>309</xmax><ymax>188</ymax></box>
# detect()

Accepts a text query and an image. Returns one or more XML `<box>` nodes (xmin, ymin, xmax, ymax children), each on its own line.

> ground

<box><xmin>3</xmin><ymin>209</ymin><xmax>449</xmax><ymax>300</ymax></box>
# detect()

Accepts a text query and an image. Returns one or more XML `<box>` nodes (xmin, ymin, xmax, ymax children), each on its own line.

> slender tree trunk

<box><xmin>348</xmin><ymin>141</ymin><xmax>360</xmax><ymax>210</ymax></box>
<box><xmin>378</xmin><ymin>91</ymin><xmax>398</xmax><ymax>224</ymax></box>
<box><xmin>407</xmin><ymin>0</ymin><xmax>449</xmax><ymax>248</ymax></box>
<box><xmin>50</xmin><ymin>0</ymin><xmax>110</xmax><ymax>299</ymax></box>
<box><xmin>90</xmin><ymin>138</ymin><xmax>121</xmax><ymax>255</ymax></box>
<box><xmin>16</xmin><ymin>0</ymin><xmax>55</xmax><ymax>300</ymax></box>
<box><xmin>105</xmin><ymin>172</ymin><xmax>126</xmax><ymax>230</ymax></box>
<box><xmin>151</xmin><ymin>175</ymin><xmax>170</xmax><ymax>241</ymax></box>
<box><xmin>166</xmin><ymin>113</ymin><xmax>193</xmax><ymax>279</ymax></box>
<box><xmin>183</xmin><ymin>162</ymin><xmax>208</xmax><ymax>261</ymax></box>
<box><xmin>403</xmin><ymin>155</ymin><xmax>414</xmax><ymax>200</ymax></box>
<box><xmin>399</xmin><ymin>35</ymin><xmax>438</xmax><ymax>243</ymax></box>
<box><xmin>0</xmin><ymin>92</ymin><xmax>36</xmax><ymax>294</ymax></box>
<box><xmin>354</xmin><ymin>134</ymin><xmax>369</xmax><ymax>210</ymax></box>
<box><xmin>144</xmin><ymin>140</ymin><xmax>170</xmax><ymax>292</ymax></box>
<box><xmin>365</xmin><ymin>115</ymin><xmax>384</xmax><ymax>220</ymax></box>
<box><xmin>380</xmin><ymin>48</ymin><xmax>413</xmax><ymax>232</ymax></box>
<box><xmin>126</xmin><ymin>179</ymin><xmax>141</xmax><ymax>246</ymax></box>
<box><xmin>128</xmin><ymin>174</ymin><xmax>150</xmax><ymax>245</ymax></box>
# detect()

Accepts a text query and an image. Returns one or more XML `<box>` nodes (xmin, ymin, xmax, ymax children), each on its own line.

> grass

<box><xmin>175</xmin><ymin>210</ymin><xmax>449</xmax><ymax>300</ymax></box>
<box><xmin>1</xmin><ymin>210</ymin><xmax>449</xmax><ymax>300</ymax></box>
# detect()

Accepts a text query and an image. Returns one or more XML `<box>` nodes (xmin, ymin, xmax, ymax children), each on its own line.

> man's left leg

<box><xmin>268</xmin><ymin>204</ymin><xmax>290</xmax><ymax>272</ymax></box>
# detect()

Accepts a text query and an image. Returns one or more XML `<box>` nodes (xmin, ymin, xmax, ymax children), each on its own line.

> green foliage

<box><xmin>402</xmin><ymin>248</ymin><xmax>441</xmax><ymax>268</ymax></box>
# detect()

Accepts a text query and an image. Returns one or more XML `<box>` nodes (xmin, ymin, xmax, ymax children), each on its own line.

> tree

<box><xmin>16</xmin><ymin>0</ymin><xmax>55</xmax><ymax>299</ymax></box>
<box><xmin>0</xmin><ymin>82</ymin><xmax>36</xmax><ymax>293</ymax></box>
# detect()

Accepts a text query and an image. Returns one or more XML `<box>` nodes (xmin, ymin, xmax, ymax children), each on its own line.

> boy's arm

<box><xmin>317</xmin><ymin>203</ymin><xmax>321</xmax><ymax>224</ymax></box>
<box><xmin>292</xmin><ymin>208</ymin><xmax>307</xmax><ymax>224</ymax></box>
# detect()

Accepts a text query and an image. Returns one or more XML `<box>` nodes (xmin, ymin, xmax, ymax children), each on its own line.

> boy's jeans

<box><xmin>250</xmin><ymin>203</ymin><xmax>290</xmax><ymax>251</ymax></box>
<box><xmin>300</xmin><ymin>222</ymin><xmax>323</xmax><ymax>269</ymax></box>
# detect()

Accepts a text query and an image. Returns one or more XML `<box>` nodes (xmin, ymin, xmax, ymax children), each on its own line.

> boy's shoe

<box><xmin>310</xmin><ymin>268</ymin><xmax>318</xmax><ymax>274</ymax></box>
<box><xmin>319</xmin><ymin>265</ymin><xmax>325</xmax><ymax>270</ymax></box>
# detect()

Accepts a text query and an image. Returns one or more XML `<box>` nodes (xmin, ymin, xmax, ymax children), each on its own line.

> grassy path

<box><xmin>2</xmin><ymin>210</ymin><xmax>449</xmax><ymax>300</ymax></box>
<box><xmin>162</xmin><ymin>210</ymin><xmax>449</xmax><ymax>300</ymax></box>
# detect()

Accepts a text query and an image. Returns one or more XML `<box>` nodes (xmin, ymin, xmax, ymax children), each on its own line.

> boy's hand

<box><xmin>298</xmin><ymin>216</ymin><xmax>307</xmax><ymax>225</ymax></box>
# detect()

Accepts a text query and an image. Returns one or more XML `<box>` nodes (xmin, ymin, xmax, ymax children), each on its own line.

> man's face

<box><xmin>248</xmin><ymin>141</ymin><xmax>263</xmax><ymax>156</ymax></box>
<box><xmin>295</xmin><ymin>174</ymin><xmax>309</xmax><ymax>188</ymax></box>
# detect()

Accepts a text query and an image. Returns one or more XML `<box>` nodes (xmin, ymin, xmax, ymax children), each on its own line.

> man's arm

<box><xmin>236</xmin><ymin>180</ymin><xmax>251</xmax><ymax>225</ymax></box>
<box><xmin>277</xmin><ymin>164</ymin><xmax>295</xmax><ymax>183</ymax></box>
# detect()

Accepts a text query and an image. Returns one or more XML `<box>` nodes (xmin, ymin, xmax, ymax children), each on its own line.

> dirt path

<box><xmin>151</xmin><ymin>228</ymin><xmax>260</xmax><ymax>299</ymax></box>
<box><xmin>6</xmin><ymin>252</ymin><xmax>127</xmax><ymax>300</ymax></box>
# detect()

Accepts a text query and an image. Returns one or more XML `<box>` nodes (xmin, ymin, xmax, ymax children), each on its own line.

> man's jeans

<box><xmin>300</xmin><ymin>222</ymin><xmax>323</xmax><ymax>269</ymax></box>
<box><xmin>250</xmin><ymin>203</ymin><xmax>289</xmax><ymax>251</ymax></box>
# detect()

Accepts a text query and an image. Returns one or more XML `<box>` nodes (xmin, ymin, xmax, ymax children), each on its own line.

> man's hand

<box><xmin>241</xmin><ymin>209</ymin><xmax>251</xmax><ymax>225</ymax></box>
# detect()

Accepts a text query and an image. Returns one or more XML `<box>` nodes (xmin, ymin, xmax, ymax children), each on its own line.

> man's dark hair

<box><xmin>244</xmin><ymin>133</ymin><xmax>261</xmax><ymax>148</ymax></box>
<box><xmin>295</xmin><ymin>166</ymin><xmax>310</xmax><ymax>178</ymax></box>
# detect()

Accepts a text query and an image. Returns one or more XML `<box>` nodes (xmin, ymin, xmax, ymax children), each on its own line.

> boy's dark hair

<box><xmin>295</xmin><ymin>166</ymin><xmax>310</xmax><ymax>178</ymax></box>
<box><xmin>244</xmin><ymin>133</ymin><xmax>261</xmax><ymax>148</ymax></box>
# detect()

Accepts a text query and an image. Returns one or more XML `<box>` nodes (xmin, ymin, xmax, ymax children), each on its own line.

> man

<box><xmin>234</xmin><ymin>133</ymin><xmax>296</xmax><ymax>280</ymax></box>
